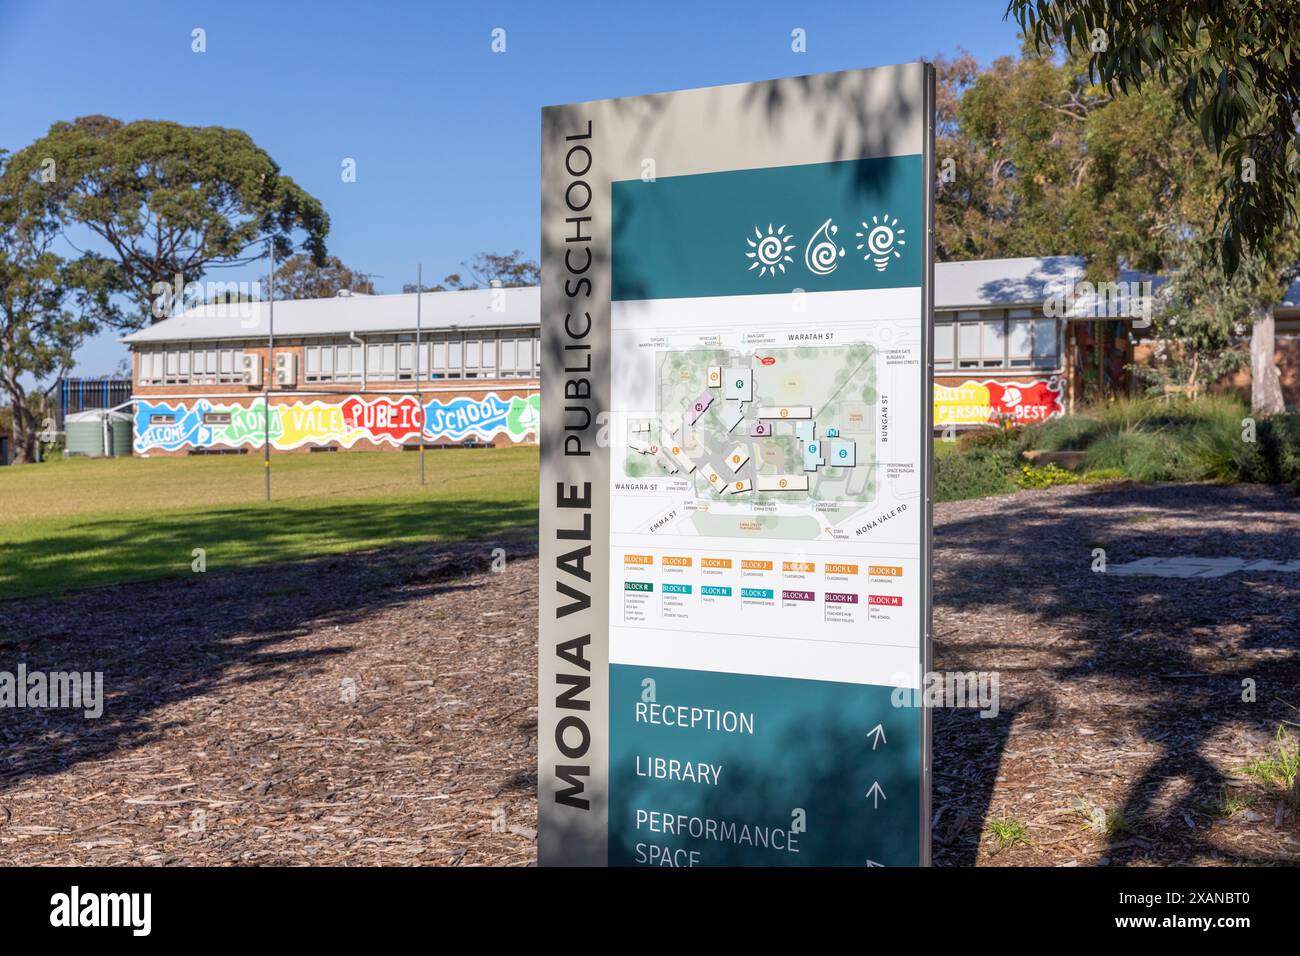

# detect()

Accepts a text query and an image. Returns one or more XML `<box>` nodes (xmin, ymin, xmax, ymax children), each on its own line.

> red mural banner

<box><xmin>934</xmin><ymin>378</ymin><xmax>1065</xmax><ymax>427</ymax></box>
<box><xmin>341</xmin><ymin>396</ymin><xmax>424</xmax><ymax>441</ymax></box>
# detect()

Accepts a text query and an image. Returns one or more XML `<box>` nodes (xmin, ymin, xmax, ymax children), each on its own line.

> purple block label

<box><xmin>782</xmin><ymin>589</ymin><xmax>815</xmax><ymax>602</ymax></box>
<box><xmin>824</xmin><ymin>591</ymin><xmax>859</xmax><ymax>604</ymax></box>
<box><xmin>686</xmin><ymin>390</ymin><xmax>715</xmax><ymax>426</ymax></box>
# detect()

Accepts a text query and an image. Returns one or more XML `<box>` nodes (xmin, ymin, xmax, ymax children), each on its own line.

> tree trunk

<box><xmin>1251</xmin><ymin>306</ymin><xmax>1285</xmax><ymax>414</ymax></box>
<box><xmin>2</xmin><ymin>366</ymin><xmax>38</xmax><ymax>465</ymax></box>
<box><xmin>11</xmin><ymin>406</ymin><xmax>38</xmax><ymax>464</ymax></box>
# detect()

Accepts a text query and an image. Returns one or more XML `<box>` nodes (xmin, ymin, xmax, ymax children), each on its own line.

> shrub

<box><xmin>935</xmin><ymin>445</ymin><xmax>1019</xmax><ymax>502</ymax></box>
<box><xmin>1080</xmin><ymin>468</ymin><xmax>1126</xmax><ymax>483</ymax></box>
<box><xmin>1020</xmin><ymin>395</ymin><xmax>1298</xmax><ymax>486</ymax></box>
<box><xmin>933</xmin><ymin>397</ymin><xmax>1300</xmax><ymax>499</ymax></box>
<box><xmin>1083</xmin><ymin>429</ymin><xmax>1203</xmax><ymax>481</ymax></box>
<box><xmin>1257</xmin><ymin>413</ymin><xmax>1300</xmax><ymax>487</ymax></box>
<box><xmin>1018</xmin><ymin>414</ymin><xmax>1101</xmax><ymax>453</ymax></box>
<box><xmin>957</xmin><ymin>426</ymin><xmax>1018</xmax><ymax>451</ymax></box>
<box><xmin>1015</xmin><ymin>462</ymin><xmax>1081</xmax><ymax>489</ymax></box>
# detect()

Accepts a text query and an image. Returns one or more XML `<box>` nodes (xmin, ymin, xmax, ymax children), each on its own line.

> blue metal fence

<box><xmin>57</xmin><ymin>378</ymin><xmax>133</xmax><ymax>430</ymax></box>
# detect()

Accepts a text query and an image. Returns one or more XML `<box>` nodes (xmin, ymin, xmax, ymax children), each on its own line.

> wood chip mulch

<box><xmin>1</xmin><ymin>537</ymin><xmax>540</xmax><ymax>866</ymax></box>
<box><xmin>932</xmin><ymin>481</ymin><xmax>1300</xmax><ymax>866</ymax></box>
<box><xmin>2</xmin><ymin>481</ymin><xmax>1297</xmax><ymax>866</ymax></box>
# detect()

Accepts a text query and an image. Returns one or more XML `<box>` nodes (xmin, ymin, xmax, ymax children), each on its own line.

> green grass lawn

<box><xmin>0</xmin><ymin>447</ymin><xmax>540</xmax><ymax>600</ymax></box>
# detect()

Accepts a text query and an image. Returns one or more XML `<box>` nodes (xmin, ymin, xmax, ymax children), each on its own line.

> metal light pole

<box><xmin>265</xmin><ymin>242</ymin><xmax>275</xmax><ymax>501</ymax></box>
<box><xmin>416</xmin><ymin>263</ymin><xmax>425</xmax><ymax>484</ymax></box>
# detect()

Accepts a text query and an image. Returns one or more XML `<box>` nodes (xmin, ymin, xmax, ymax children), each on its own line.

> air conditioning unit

<box><xmin>275</xmin><ymin>352</ymin><xmax>297</xmax><ymax>386</ymax></box>
<box><xmin>240</xmin><ymin>353</ymin><xmax>261</xmax><ymax>385</ymax></box>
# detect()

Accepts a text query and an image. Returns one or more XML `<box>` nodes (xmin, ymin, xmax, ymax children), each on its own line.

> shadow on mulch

<box><xmin>932</xmin><ymin>704</ymin><xmax>1023</xmax><ymax>865</ymax></box>
<box><xmin>5</xmin><ymin>481</ymin><xmax>1297</xmax><ymax>866</ymax></box>
<box><xmin>0</xmin><ymin>531</ymin><xmax>537</xmax><ymax>797</ymax></box>
<box><xmin>931</xmin><ymin>482</ymin><xmax>1300</xmax><ymax>865</ymax></box>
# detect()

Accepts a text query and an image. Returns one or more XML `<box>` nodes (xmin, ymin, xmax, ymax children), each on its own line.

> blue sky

<box><xmin>0</xmin><ymin>0</ymin><xmax>1024</xmax><ymax>376</ymax></box>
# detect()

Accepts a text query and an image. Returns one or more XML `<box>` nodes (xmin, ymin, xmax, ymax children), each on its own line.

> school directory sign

<box><xmin>539</xmin><ymin>63</ymin><xmax>935</xmax><ymax>866</ymax></box>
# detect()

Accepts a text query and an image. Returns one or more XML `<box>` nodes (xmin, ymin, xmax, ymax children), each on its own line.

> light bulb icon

<box><xmin>856</xmin><ymin>214</ymin><xmax>906</xmax><ymax>272</ymax></box>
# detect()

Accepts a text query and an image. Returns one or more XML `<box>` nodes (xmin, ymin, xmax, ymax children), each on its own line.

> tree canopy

<box><xmin>934</xmin><ymin>44</ymin><xmax>1220</xmax><ymax>274</ymax></box>
<box><xmin>5</xmin><ymin>116</ymin><xmax>329</xmax><ymax>326</ymax></box>
<box><xmin>273</xmin><ymin>254</ymin><xmax>375</xmax><ymax>300</ymax></box>
<box><xmin>936</xmin><ymin>38</ymin><xmax>1300</xmax><ymax>408</ymax></box>
<box><xmin>1008</xmin><ymin>0</ymin><xmax>1300</xmax><ymax>272</ymax></box>
<box><xmin>0</xmin><ymin>149</ymin><xmax>119</xmax><ymax>462</ymax></box>
<box><xmin>401</xmin><ymin>250</ymin><xmax>539</xmax><ymax>293</ymax></box>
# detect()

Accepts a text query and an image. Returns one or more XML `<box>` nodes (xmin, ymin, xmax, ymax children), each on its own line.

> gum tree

<box><xmin>0</xmin><ymin>151</ymin><xmax>118</xmax><ymax>463</ymax></box>
<box><xmin>1008</xmin><ymin>1</ymin><xmax>1300</xmax><ymax>273</ymax></box>
<box><xmin>936</xmin><ymin>44</ymin><xmax>1221</xmax><ymax>272</ymax></box>
<box><xmin>950</xmin><ymin>20</ymin><xmax>1300</xmax><ymax>408</ymax></box>
<box><xmin>935</xmin><ymin>47</ymin><xmax>1099</xmax><ymax>261</ymax></box>
<box><xmin>401</xmin><ymin>250</ymin><xmax>540</xmax><ymax>292</ymax></box>
<box><xmin>5</xmin><ymin>116</ymin><xmax>329</xmax><ymax>326</ymax></box>
<box><xmin>273</xmin><ymin>254</ymin><xmax>375</xmax><ymax>300</ymax></box>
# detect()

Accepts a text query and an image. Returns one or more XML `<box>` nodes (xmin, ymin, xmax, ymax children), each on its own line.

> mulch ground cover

<box><xmin>2</xmin><ymin>482</ymin><xmax>1297</xmax><ymax>865</ymax></box>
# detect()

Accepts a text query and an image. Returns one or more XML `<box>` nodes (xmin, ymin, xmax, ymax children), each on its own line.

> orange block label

<box><xmin>741</xmin><ymin>559</ymin><xmax>773</xmax><ymax>571</ymax></box>
<box><xmin>662</xmin><ymin>555</ymin><xmax>693</xmax><ymax>567</ymax></box>
<box><xmin>701</xmin><ymin>557</ymin><xmax>732</xmax><ymax>569</ymax></box>
<box><xmin>624</xmin><ymin>554</ymin><xmax>653</xmax><ymax>565</ymax></box>
<box><xmin>783</xmin><ymin>561</ymin><xmax>816</xmax><ymax>573</ymax></box>
<box><xmin>824</xmin><ymin>563</ymin><xmax>859</xmax><ymax>575</ymax></box>
<box><xmin>869</xmin><ymin>565</ymin><xmax>903</xmax><ymax>577</ymax></box>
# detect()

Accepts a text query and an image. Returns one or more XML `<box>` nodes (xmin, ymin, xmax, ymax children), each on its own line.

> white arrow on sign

<box><xmin>866</xmin><ymin>781</ymin><xmax>886</xmax><ymax>808</ymax></box>
<box><xmin>864</xmin><ymin>859</ymin><xmax>884</xmax><ymax>867</ymax></box>
<box><xmin>867</xmin><ymin>723</ymin><xmax>887</xmax><ymax>750</ymax></box>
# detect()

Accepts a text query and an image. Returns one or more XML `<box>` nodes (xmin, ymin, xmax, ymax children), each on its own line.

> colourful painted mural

<box><xmin>133</xmin><ymin>392</ymin><xmax>540</xmax><ymax>453</ymax></box>
<box><xmin>934</xmin><ymin>378</ymin><xmax>1065</xmax><ymax>427</ymax></box>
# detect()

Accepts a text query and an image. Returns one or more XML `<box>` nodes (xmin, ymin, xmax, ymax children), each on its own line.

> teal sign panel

<box><xmin>609</xmin><ymin>664</ymin><xmax>921</xmax><ymax>866</ymax></box>
<box><xmin>612</xmin><ymin>156</ymin><xmax>923</xmax><ymax>301</ymax></box>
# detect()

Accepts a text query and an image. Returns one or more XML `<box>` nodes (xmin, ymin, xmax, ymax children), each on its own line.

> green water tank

<box><xmin>65</xmin><ymin>410</ymin><xmax>133</xmax><ymax>457</ymax></box>
<box><xmin>109</xmin><ymin>410</ymin><xmax>133</xmax><ymax>457</ymax></box>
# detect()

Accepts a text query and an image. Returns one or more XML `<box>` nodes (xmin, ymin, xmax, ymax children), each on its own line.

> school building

<box><xmin>119</xmin><ymin>256</ymin><xmax>1299</xmax><ymax>456</ymax></box>
<box><xmin>122</xmin><ymin>286</ymin><xmax>542</xmax><ymax>456</ymax></box>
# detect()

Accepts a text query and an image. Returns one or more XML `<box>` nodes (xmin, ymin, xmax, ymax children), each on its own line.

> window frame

<box><xmin>136</xmin><ymin>327</ymin><xmax>545</xmax><ymax>388</ymax></box>
<box><xmin>936</xmin><ymin>308</ymin><xmax>1062</xmax><ymax>373</ymax></box>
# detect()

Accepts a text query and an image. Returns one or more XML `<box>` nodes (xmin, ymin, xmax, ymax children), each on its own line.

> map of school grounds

<box><xmin>621</xmin><ymin>343</ymin><xmax>879</xmax><ymax>538</ymax></box>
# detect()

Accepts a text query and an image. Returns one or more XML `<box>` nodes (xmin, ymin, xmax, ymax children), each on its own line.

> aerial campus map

<box><xmin>620</xmin><ymin>342</ymin><xmax>880</xmax><ymax>541</ymax></box>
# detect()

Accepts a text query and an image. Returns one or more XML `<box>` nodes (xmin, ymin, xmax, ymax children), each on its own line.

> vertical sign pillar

<box><xmin>541</xmin><ymin>62</ymin><xmax>934</xmax><ymax>867</ymax></box>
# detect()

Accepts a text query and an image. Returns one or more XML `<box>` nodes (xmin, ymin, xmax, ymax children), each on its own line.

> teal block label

<box><xmin>612</xmin><ymin>156</ymin><xmax>923</xmax><ymax>301</ymax></box>
<box><xmin>609</xmin><ymin>664</ymin><xmax>921</xmax><ymax>866</ymax></box>
<box><xmin>662</xmin><ymin>583</ymin><xmax>692</xmax><ymax>595</ymax></box>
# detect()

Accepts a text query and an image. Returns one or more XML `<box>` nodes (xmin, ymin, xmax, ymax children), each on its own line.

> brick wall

<box><xmin>131</xmin><ymin>349</ymin><xmax>540</xmax><ymax>456</ymax></box>
<box><xmin>1135</xmin><ymin>336</ymin><xmax>1300</xmax><ymax>406</ymax></box>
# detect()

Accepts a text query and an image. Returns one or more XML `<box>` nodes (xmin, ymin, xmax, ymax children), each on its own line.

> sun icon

<box><xmin>855</xmin><ymin>214</ymin><xmax>906</xmax><ymax>272</ymax></box>
<box><xmin>746</xmin><ymin>224</ymin><xmax>796</xmax><ymax>277</ymax></box>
